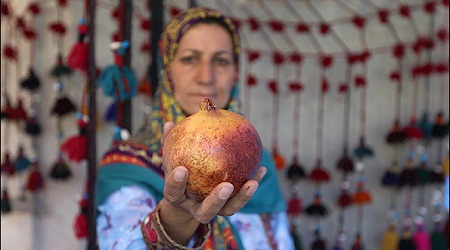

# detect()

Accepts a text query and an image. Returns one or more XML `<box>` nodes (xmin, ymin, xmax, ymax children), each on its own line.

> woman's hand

<box><xmin>159</xmin><ymin>122</ymin><xmax>266</xmax><ymax>244</ymax></box>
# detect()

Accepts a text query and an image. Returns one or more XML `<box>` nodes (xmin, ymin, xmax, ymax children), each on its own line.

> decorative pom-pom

<box><xmin>432</xmin><ymin>112</ymin><xmax>449</xmax><ymax>139</ymax></box>
<box><xmin>309</xmin><ymin>163</ymin><xmax>331</xmax><ymax>183</ymax></box>
<box><xmin>386</xmin><ymin>120</ymin><xmax>407</xmax><ymax>144</ymax></box>
<box><xmin>20</xmin><ymin>68</ymin><xmax>41</xmax><ymax>91</ymax></box>
<box><xmin>103</xmin><ymin>101</ymin><xmax>117</xmax><ymax>123</ymax></box>
<box><xmin>50</xmin><ymin>96</ymin><xmax>77</xmax><ymax>117</ymax></box>
<box><xmin>1</xmin><ymin>152</ymin><xmax>15</xmax><ymax>176</ymax></box>
<box><xmin>14</xmin><ymin>146</ymin><xmax>31</xmax><ymax>173</ymax></box>
<box><xmin>272</xmin><ymin>146</ymin><xmax>285</xmax><ymax>170</ymax></box>
<box><xmin>286</xmin><ymin>156</ymin><xmax>306</xmax><ymax>182</ymax></box>
<box><xmin>336</xmin><ymin>148</ymin><xmax>354</xmax><ymax>173</ymax></box>
<box><xmin>1</xmin><ymin>188</ymin><xmax>12</xmax><ymax>213</ymax></box>
<box><xmin>26</xmin><ymin>162</ymin><xmax>44</xmax><ymax>192</ymax></box>
<box><xmin>381</xmin><ymin>225</ymin><xmax>399</xmax><ymax>250</ymax></box>
<box><xmin>73</xmin><ymin>206</ymin><xmax>88</xmax><ymax>239</ymax></box>
<box><xmin>49</xmin><ymin>157</ymin><xmax>72</xmax><ymax>180</ymax></box>
<box><xmin>311</xmin><ymin>229</ymin><xmax>327</xmax><ymax>250</ymax></box>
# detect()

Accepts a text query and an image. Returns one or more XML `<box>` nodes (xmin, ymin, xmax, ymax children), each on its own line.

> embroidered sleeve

<box><xmin>141</xmin><ymin>203</ymin><xmax>211</xmax><ymax>249</ymax></box>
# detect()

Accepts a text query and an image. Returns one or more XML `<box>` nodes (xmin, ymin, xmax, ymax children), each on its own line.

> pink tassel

<box><xmin>413</xmin><ymin>224</ymin><xmax>431</xmax><ymax>250</ymax></box>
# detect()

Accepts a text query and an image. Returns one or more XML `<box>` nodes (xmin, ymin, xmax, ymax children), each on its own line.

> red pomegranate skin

<box><xmin>163</xmin><ymin>98</ymin><xmax>263</xmax><ymax>201</ymax></box>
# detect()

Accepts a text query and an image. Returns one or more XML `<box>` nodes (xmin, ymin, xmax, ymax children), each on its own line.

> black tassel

<box><xmin>25</xmin><ymin>117</ymin><xmax>41</xmax><ymax>136</ymax></box>
<box><xmin>50</xmin><ymin>96</ymin><xmax>77</xmax><ymax>117</ymax></box>
<box><xmin>287</xmin><ymin>155</ymin><xmax>306</xmax><ymax>182</ymax></box>
<box><xmin>20</xmin><ymin>68</ymin><xmax>41</xmax><ymax>91</ymax></box>
<box><xmin>49</xmin><ymin>157</ymin><xmax>72</xmax><ymax>180</ymax></box>
<box><xmin>431</xmin><ymin>112</ymin><xmax>449</xmax><ymax>139</ymax></box>
<box><xmin>336</xmin><ymin>148</ymin><xmax>354</xmax><ymax>173</ymax></box>
<box><xmin>1</xmin><ymin>188</ymin><xmax>12</xmax><ymax>213</ymax></box>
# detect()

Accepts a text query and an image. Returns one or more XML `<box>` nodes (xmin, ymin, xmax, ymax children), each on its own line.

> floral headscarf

<box><xmin>133</xmin><ymin>7</ymin><xmax>241</xmax><ymax>153</ymax></box>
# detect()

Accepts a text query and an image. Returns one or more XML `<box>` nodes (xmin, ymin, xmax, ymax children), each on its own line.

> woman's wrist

<box><xmin>141</xmin><ymin>202</ymin><xmax>211</xmax><ymax>249</ymax></box>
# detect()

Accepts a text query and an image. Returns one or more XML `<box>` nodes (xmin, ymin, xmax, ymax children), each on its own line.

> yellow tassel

<box><xmin>381</xmin><ymin>226</ymin><xmax>398</xmax><ymax>250</ymax></box>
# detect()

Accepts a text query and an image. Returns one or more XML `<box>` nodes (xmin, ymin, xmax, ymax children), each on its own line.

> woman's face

<box><xmin>169</xmin><ymin>23</ymin><xmax>237</xmax><ymax>116</ymax></box>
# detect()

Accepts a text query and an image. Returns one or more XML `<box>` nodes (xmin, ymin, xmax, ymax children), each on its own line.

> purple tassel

<box><xmin>103</xmin><ymin>101</ymin><xmax>118</xmax><ymax>123</ymax></box>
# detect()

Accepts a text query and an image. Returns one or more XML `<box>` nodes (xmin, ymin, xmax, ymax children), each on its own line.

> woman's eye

<box><xmin>180</xmin><ymin>56</ymin><xmax>197</xmax><ymax>63</ymax></box>
<box><xmin>214</xmin><ymin>57</ymin><xmax>231</xmax><ymax>66</ymax></box>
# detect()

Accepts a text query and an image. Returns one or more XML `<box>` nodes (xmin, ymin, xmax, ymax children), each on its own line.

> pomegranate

<box><xmin>163</xmin><ymin>97</ymin><xmax>263</xmax><ymax>201</ymax></box>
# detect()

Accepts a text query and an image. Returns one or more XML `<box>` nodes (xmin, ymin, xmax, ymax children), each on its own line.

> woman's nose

<box><xmin>197</xmin><ymin>60</ymin><xmax>214</xmax><ymax>85</ymax></box>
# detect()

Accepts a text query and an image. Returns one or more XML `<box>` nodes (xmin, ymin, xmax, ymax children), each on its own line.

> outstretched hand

<box><xmin>160</xmin><ymin>121</ymin><xmax>267</xmax><ymax>224</ymax></box>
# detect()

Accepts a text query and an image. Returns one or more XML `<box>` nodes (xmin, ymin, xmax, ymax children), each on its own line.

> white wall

<box><xmin>1</xmin><ymin>0</ymin><xmax>448</xmax><ymax>249</ymax></box>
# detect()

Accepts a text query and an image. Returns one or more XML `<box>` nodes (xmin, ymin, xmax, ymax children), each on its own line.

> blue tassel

<box><xmin>14</xmin><ymin>146</ymin><xmax>31</xmax><ymax>173</ymax></box>
<box><xmin>97</xmin><ymin>66</ymin><xmax>137</xmax><ymax>101</ymax></box>
<box><xmin>353</xmin><ymin>136</ymin><xmax>374</xmax><ymax>159</ymax></box>
<box><xmin>104</xmin><ymin>101</ymin><xmax>118</xmax><ymax>123</ymax></box>
<box><xmin>419</xmin><ymin>112</ymin><xmax>432</xmax><ymax>141</ymax></box>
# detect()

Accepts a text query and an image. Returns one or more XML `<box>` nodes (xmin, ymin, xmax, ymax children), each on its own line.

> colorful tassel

<box><xmin>1</xmin><ymin>188</ymin><xmax>12</xmax><ymax>213</ymax></box>
<box><xmin>137</xmin><ymin>74</ymin><xmax>152</xmax><ymax>95</ymax></box>
<box><xmin>287</xmin><ymin>195</ymin><xmax>302</xmax><ymax>217</ymax></box>
<box><xmin>413</xmin><ymin>223</ymin><xmax>431</xmax><ymax>250</ymax></box>
<box><xmin>404</xmin><ymin>118</ymin><xmax>423</xmax><ymax>140</ymax></box>
<box><xmin>97</xmin><ymin>41</ymin><xmax>137</xmax><ymax>101</ymax></box>
<box><xmin>311</xmin><ymin>229</ymin><xmax>327</xmax><ymax>250</ymax></box>
<box><xmin>337</xmin><ymin>186</ymin><xmax>352</xmax><ymax>208</ymax></box>
<box><xmin>309</xmin><ymin>159</ymin><xmax>331</xmax><ymax>183</ymax></box>
<box><xmin>352</xmin><ymin>180</ymin><xmax>372</xmax><ymax>204</ymax></box>
<box><xmin>418</xmin><ymin>112</ymin><xmax>433</xmax><ymax>141</ymax></box>
<box><xmin>10</xmin><ymin>99</ymin><xmax>28</xmax><ymax>122</ymax></box>
<box><xmin>415</xmin><ymin>161</ymin><xmax>431</xmax><ymax>185</ymax></box>
<box><xmin>290</xmin><ymin>225</ymin><xmax>303</xmax><ymax>250</ymax></box>
<box><xmin>399</xmin><ymin>160</ymin><xmax>418</xmax><ymax>187</ymax></box>
<box><xmin>1</xmin><ymin>152</ymin><xmax>15</xmax><ymax>176</ymax></box>
<box><xmin>336</xmin><ymin>148</ymin><xmax>355</xmax><ymax>173</ymax></box>
<box><xmin>73</xmin><ymin>194</ymin><xmax>88</xmax><ymax>239</ymax></box>
<box><xmin>50</xmin><ymin>95</ymin><xmax>77</xmax><ymax>117</ymax></box>
<box><xmin>272</xmin><ymin>146</ymin><xmax>286</xmax><ymax>170</ymax></box>
<box><xmin>25</xmin><ymin>116</ymin><xmax>41</xmax><ymax>136</ymax></box>
<box><xmin>67</xmin><ymin>18</ymin><xmax>88</xmax><ymax>72</ymax></box>
<box><xmin>386</xmin><ymin>120</ymin><xmax>407</xmax><ymax>144</ymax></box>
<box><xmin>305</xmin><ymin>193</ymin><xmax>328</xmax><ymax>218</ymax></box>
<box><xmin>286</xmin><ymin>155</ymin><xmax>306</xmax><ymax>182</ymax></box>
<box><xmin>49</xmin><ymin>156</ymin><xmax>72</xmax><ymax>180</ymax></box>
<box><xmin>353</xmin><ymin>136</ymin><xmax>374</xmax><ymax>159</ymax></box>
<box><xmin>351</xmin><ymin>233</ymin><xmax>365</xmax><ymax>250</ymax></box>
<box><xmin>381</xmin><ymin>162</ymin><xmax>399</xmax><ymax>187</ymax></box>
<box><xmin>50</xmin><ymin>54</ymin><xmax>73</xmax><ymax>78</ymax></box>
<box><xmin>431</xmin><ymin>112</ymin><xmax>449</xmax><ymax>138</ymax></box>
<box><xmin>430</xmin><ymin>230</ymin><xmax>446</xmax><ymax>250</ymax></box>
<box><xmin>398</xmin><ymin>228</ymin><xmax>416</xmax><ymax>250</ymax></box>
<box><xmin>381</xmin><ymin>225</ymin><xmax>399</xmax><ymax>250</ymax></box>
<box><xmin>26</xmin><ymin>162</ymin><xmax>44</xmax><ymax>192</ymax></box>
<box><xmin>14</xmin><ymin>146</ymin><xmax>31</xmax><ymax>173</ymax></box>
<box><xmin>60</xmin><ymin>115</ymin><xmax>88</xmax><ymax>162</ymax></box>
<box><xmin>0</xmin><ymin>95</ymin><xmax>13</xmax><ymax>120</ymax></box>
<box><xmin>20</xmin><ymin>68</ymin><xmax>41</xmax><ymax>91</ymax></box>
<box><xmin>103</xmin><ymin>101</ymin><xmax>117</xmax><ymax>123</ymax></box>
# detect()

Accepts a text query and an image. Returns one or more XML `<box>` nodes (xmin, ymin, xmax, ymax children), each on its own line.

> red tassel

<box><xmin>26</xmin><ymin>162</ymin><xmax>44</xmax><ymax>192</ymax></box>
<box><xmin>309</xmin><ymin>160</ymin><xmax>331</xmax><ymax>183</ymax></box>
<box><xmin>1</xmin><ymin>152</ymin><xmax>15</xmax><ymax>176</ymax></box>
<box><xmin>60</xmin><ymin>135</ymin><xmax>88</xmax><ymax>163</ymax></box>
<box><xmin>337</xmin><ymin>188</ymin><xmax>353</xmax><ymax>208</ymax></box>
<box><xmin>352</xmin><ymin>15</ymin><xmax>366</xmax><ymax>29</ymax></box>
<box><xmin>268</xmin><ymin>80</ymin><xmax>278</xmax><ymax>95</ymax></box>
<box><xmin>272</xmin><ymin>52</ymin><xmax>285</xmax><ymax>65</ymax></box>
<box><xmin>67</xmin><ymin>42</ymin><xmax>88</xmax><ymax>72</ymax></box>
<box><xmin>404</xmin><ymin>118</ymin><xmax>423</xmax><ymax>139</ymax></box>
<box><xmin>137</xmin><ymin>75</ymin><xmax>152</xmax><ymax>95</ymax></box>
<box><xmin>10</xmin><ymin>99</ymin><xmax>28</xmax><ymax>122</ymax></box>
<box><xmin>73</xmin><ymin>212</ymin><xmax>88</xmax><ymax>239</ymax></box>
<box><xmin>287</xmin><ymin>196</ymin><xmax>302</xmax><ymax>217</ymax></box>
<box><xmin>378</xmin><ymin>8</ymin><xmax>390</xmax><ymax>24</ymax></box>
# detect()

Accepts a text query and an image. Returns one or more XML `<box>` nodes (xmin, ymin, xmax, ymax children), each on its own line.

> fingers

<box><xmin>163</xmin><ymin>166</ymin><xmax>190</xmax><ymax>205</ymax></box>
<box><xmin>161</xmin><ymin>122</ymin><xmax>175</xmax><ymax>145</ymax></box>
<box><xmin>253</xmin><ymin>166</ymin><xmax>267</xmax><ymax>183</ymax></box>
<box><xmin>190</xmin><ymin>182</ymin><xmax>234</xmax><ymax>223</ymax></box>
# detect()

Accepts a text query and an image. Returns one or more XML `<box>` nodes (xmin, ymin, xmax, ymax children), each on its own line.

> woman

<box><xmin>95</xmin><ymin>6</ymin><xmax>294</xmax><ymax>249</ymax></box>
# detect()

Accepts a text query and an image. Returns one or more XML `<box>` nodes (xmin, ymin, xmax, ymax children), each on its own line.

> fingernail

<box><xmin>174</xmin><ymin>169</ymin><xmax>186</xmax><ymax>182</ymax></box>
<box><xmin>246</xmin><ymin>185</ymin><xmax>257</xmax><ymax>197</ymax></box>
<box><xmin>259</xmin><ymin>167</ymin><xmax>267</xmax><ymax>179</ymax></box>
<box><xmin>219</xmin><ymin>185</ymin><xmax>234</xmax><ymax>199</ymax></box>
